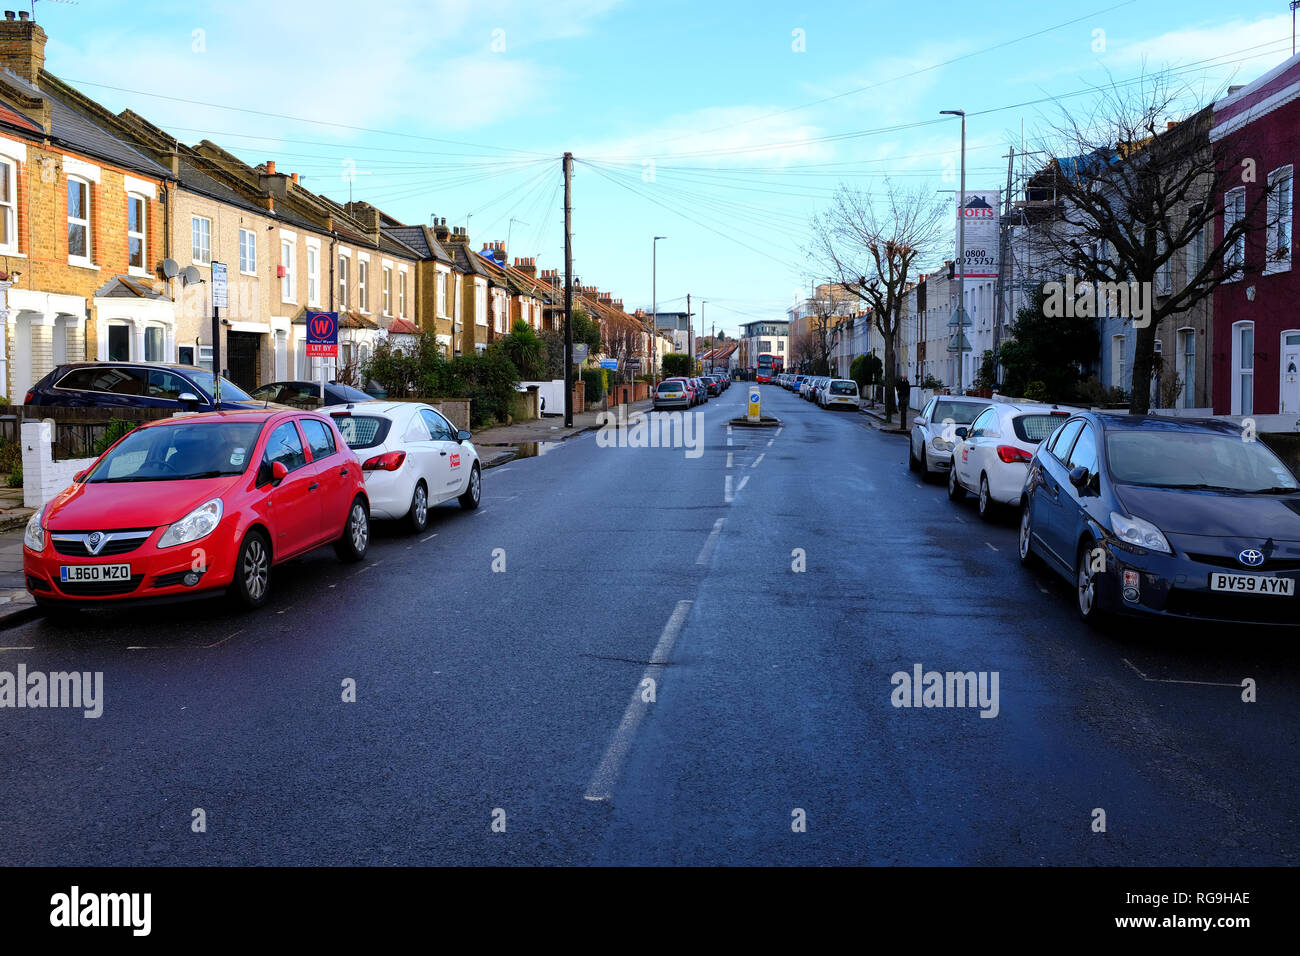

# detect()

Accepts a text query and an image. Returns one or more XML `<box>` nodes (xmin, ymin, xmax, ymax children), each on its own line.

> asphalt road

<box><xmin>0</xmin><ymin>386</ymin><xmax>1296</xmax><ymax>865</ymax></box>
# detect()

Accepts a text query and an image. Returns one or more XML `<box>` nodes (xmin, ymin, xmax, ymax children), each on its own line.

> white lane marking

<box><xmin>1122</xmin><ymin>658</ymin><xmax>1242</xmax><ymax>688</ymax></box>
<box><xmin>727</xmin><ymin>425</ymin><xmax>732</xmax><ymax>435</ymax></box>
<box><xmin>727</xmin><ymin>434</ymin><xmax>733</xmax><ymax>447</ymax></box>
<box><xmin>751</xmin><ymin>453</ymin><xmax>765</xmax><ymax>469</ymax></box>
<box><xmin>766</xmin><ymin>438</ymin><xmax>775</xmax><ymax>447</ymax></box>
<box><xmin>1037</xmin><ymin>585</ymin><xmax>1050</xmax><ymax>594</ymax></box>
<box><xmin>986</xmin><ymin>542</ymin><xmax>999</xmax><ymax>552</ymax></box>
<box><xmin>953</xmin><ymin>515</ymin><xmax>966</xmax><ymax>524</ymax></box>
<box><xmin>205</xmin><ymin>629</ymin><xmax>244</xmax><ymax>649</ymax></box>
<box><xmin>585</xmin><ymin>600</ymin><xmax>693</xmax><ymax>802</ymax></box>
<box><xmin>421</xmin><ymin>532</ymin><xmax>439</xmax><ymax>542</ymax></box>
<box><xmin>0</xmin><ymin>646</ymin><xmax>35</xmax><ymax>651</ymax></box>
<box><xmin>696</xmin><ymin>518</ymin><xmax>725</xmax><ymax>566</ymax></box>
<box><xmin>725</xmin><ymin>475</ymin><xmax>735</xmax><ymax>503</ymax></box>
<box><xmin>737</xmin><ymin>476</ymin><xmax>750</xmax><ymax>493</ymax></box>
<box><xmin>775</xmin><ymin>427</ymin><xmax>784</xmax><ymax>436</ymax></box>
<box><xmin>726</xmin><ymin>452</ymin><xmax>733</xmax><ymax>469</ymax></box>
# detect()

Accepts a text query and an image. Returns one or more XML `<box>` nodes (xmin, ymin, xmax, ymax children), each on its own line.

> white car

<box><xmin>330</xmin><ymin>402</ymin><xmax>481</xmax><ymax>532</ymax></box>
<box><xmin>819</xmin><ymin>379</ymin><xmax>860</xmax><ymax>409</ymax></box>
<box><xmin>947</xmin><ymin>402</ymin><xmax>1077</xmax><ymax>519</ymax></box>
<box><xmin>908</xmin><ymin>395</ymin><xmax>993</xmax><ymax>482</ymax></box>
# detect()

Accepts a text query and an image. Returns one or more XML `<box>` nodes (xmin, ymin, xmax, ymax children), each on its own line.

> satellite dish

<box><xmin>181</xmin><ymin>265</ymin><xmax>202</xmax><ymax>286</ymax></box>
<box><xmin>161</xmin><ymin>258</ymin><xmax>179</xmax><ymax>279</ymax></box>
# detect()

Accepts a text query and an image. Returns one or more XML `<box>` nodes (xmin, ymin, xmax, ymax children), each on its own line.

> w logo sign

<box><xmin>306</xmin><ymin>312</ymin><xmax>338</xmax><ymax>357</ymax></box>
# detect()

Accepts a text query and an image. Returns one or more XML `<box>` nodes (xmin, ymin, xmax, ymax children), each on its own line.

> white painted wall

<box><xmin>21</xmin><ymin>420</ymin><xmax>95</xmax><ymax>510</ymax></box>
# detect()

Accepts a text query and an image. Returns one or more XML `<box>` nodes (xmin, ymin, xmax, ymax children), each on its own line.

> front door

<box><xmin>227</xmin><ymin>331</ymin><xmax>261</xmax><ymax>392</ymax></box>
<box><xmin>1282</xmin><ymin>332</ymin><xmax>1300</xmax><ymax>413</ymax></box>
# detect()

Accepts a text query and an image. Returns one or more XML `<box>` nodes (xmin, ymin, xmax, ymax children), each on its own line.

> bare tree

<box><xmin>811</xmin><ymin>181</ymin><xmax>945</xmax><ymax>427</ymax></box>
<box><xmin>1027</xmin><ymin>75</ymin><xmax>1278</xmax><ymax>414</ymax></box>
<box><xmin>799</xmin><ymin>287</ymin><xmax>846</xmax><ymax>376</ymax></box>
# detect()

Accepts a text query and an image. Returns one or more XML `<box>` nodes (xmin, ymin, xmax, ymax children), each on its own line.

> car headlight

<box><xmin>23</xmin><ymin>508</ymin><xmax>44</xmax><ymax>552</ymax></box>
<box><xmin>1109</xmin><ymin>511</ymin><xmax>1171</xmax><ymax>554</ymax></box>
<box><xmin>158</xmin><ymin>498</ymin><xmax>224</xmax><ymax>549</ymax></box>
<box><xmin>931</xmin><ymin>437</ymin><xmax>953</xmax><ymax>452</ymax></box>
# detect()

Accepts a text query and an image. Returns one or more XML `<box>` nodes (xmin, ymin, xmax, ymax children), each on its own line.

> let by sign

<box><xmin>306</xmin><ymin>312</ymin><xmax>339</xmax><ymax>357</ymax></box>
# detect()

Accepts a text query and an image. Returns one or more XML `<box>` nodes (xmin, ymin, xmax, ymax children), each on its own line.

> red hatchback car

<box><xmin>23</xmin><ymin>409</ymin><xmax>370</xmax><ymax>611</ymax></box>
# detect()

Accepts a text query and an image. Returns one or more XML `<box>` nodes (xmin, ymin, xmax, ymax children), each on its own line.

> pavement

<box><xmin>0</xmin><ymin>487</ymin><xmax>36</xmax><ymax>627</ymax></box>
<box><xmin>0</xmin><ymin>384</ymin><xmax>1295</xmax><ymax>865</ymax></box>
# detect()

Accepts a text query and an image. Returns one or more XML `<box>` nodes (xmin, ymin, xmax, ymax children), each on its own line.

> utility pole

<box><xmin>563</xmin><ymin>153</ymin><xmax>574</xmax><ymax>427</ymax></box>
<box><xmin>993</xmin><ymin>147</ymin><xmax>1014</xmax><ymax>374</ymax></box>
<box><xmin>942</xmin><ymin>109</ymin><xmax>968</xmax><ymax>395</ymax></box>
<box><xmin>652</xmin><ymin>236</ymin><xmax>666</xmax><ymax>386</ymax></box>
<box><xmin>686</xmin><ymin>293</ymin><xmax>692</xmax><ymax>372</ymax></box>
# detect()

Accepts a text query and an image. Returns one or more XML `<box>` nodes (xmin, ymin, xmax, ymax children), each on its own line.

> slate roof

<box><xmin>384</xmin><ymin>225</ymin><xmax>451</xmax><ymax>263</ymax></box>
<box><xmin>94</xmin><ymin>275</ymin><xmax>172</xmax><ymax>300</ymax></box>
<box><xmin>1</xmin><ymin>69</ymin><xmax>171</xmax><ymax>179</ymax></box>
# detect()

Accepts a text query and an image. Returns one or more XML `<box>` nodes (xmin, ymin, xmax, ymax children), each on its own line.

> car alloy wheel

<box><xmin>978</xmin><ymin>475</ymin><xmax>995</xmax><ymax>521</ymax></box>
<box><xmin>947</xmin><ymin>464</ymin><xmax>965</xmax><ymax>501</ymax></box>
<box><xmin>408</xmin><ymin>481</ymin><xmax>428</xmax><ymax>533</ymax></box>
<box><xmin>335</xmin><ymin>498</ymin><xmax>370</xmax><ymax>562</ymax></box>
<box><xmin>1018</xmin><ymin>502</ymin><xmax>1036</xmax><ymax>566</ymax></box>
<box><xmin>459</xmin><ymin>464</ymin><xmax>481</xmax><ymax>510</ymax></box>
<box><xmin>232</xmin><ymin>530</ymin><xmax>271</xmax><ymax>608</ymax></box>
<box><xmin>1075</xmin><ymin>542</ymin><xmax>1105</xmax><ymax>624</ymax></box>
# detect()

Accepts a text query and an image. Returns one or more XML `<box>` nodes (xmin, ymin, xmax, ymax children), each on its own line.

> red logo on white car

<box><xmin>450</xmin><ymin>453</ymin><xmax>461</xmax><ymax>468</ymax></box>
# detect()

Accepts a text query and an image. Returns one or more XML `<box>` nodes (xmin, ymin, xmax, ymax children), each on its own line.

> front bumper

<box><xmin>24</xmin><ymin>526</ymin><xmax>237</xmax><ymax>605</ymax></box>
<box><xmin>1096</xmin><ymin>539</ymin><xmax>1300</xmax><ymax>626</ymax></box>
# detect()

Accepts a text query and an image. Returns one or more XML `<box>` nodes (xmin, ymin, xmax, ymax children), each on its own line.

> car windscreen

<box><xmin>1106</xmin><ymin>430</ymin><xmax>1300</xmax><ymax>492</ymax></box>
<box><xmin>1013</xmin><ymin>413</ymin><xmax>1071</xmax><ymax>444</ymax></box>
<box><xmin>829</xmin><ymin>381</ymin><xmax>857</xmax><ymax>395</ymax></box>
<box><xmin>85</xmin><ymin>421</ymin><xmax>265</xmax><ymax>483</ymax></box>
<box><xmin>332</xmin><ymin>414</ymin><xmax>392</xmax><ymax>450</ymax></box>
<box><xmin>186</xmin><ymin>368</ymin><xmax>254</xmax><ymax>403</ymax></box>
<box><xmin>932</xmin><ymin>400</ymin><xmax>989</xmax><ymax>425</ymax></box>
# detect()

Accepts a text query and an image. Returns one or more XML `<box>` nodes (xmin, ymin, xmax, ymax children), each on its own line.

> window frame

<box><xmin>67</xmin><ymin>176</ymin><xmax>92</xmax><ymax>266</ymax></box>
<box><xmin>0</xmin><ymin>156</ymin><xmax>16</xmax><ymax>255</ymax></box>
<box><xmin>1224</xmin><ymin>186</ymin><xmax>1246</xmax><ymax>280</ymax></box>
<box><xmin>1266</xmin><ymin>165</ymin><xmax>1293</xmax><ymax>275</ymax></box>
<box><xmin>239</xmin><ymin>227</ymin><xmax>257</xmax><ymax>276</ymax></box>
<box><xmin>191</xmin><ymin>215</ymin><xmax>212</xmax><ymax>266</ymax></box>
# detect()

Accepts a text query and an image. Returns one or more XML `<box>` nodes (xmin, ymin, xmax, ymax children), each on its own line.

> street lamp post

<box><xmin>942</xmin><ymin>108</ymin><xmax>967</xmax><ymax>395</ymax></box>
<box><xmin>652</xmin><ymin>236</ymin><xmax>666</xmax><ymax>385</ymax></box>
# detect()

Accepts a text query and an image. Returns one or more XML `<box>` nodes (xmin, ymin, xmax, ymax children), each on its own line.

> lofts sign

<box><xmin>955</xmin><ymin>190</ymin><xmax>1000</xmax><ymax>280</ymax></box>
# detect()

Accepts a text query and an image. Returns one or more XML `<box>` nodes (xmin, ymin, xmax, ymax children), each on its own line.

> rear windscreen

<box><xmin>332</xmin><ymin>415</ymin><xmax>391</xmax><ymax>450</ymax></box>
<box><xmin>933</xmin><ymin>400</ymin><xmax>989</xmax><ymax>425</ymax></box>
<box><xmin>1013</xmin><ymin>413</ymin><xmax>1071</xmax><ymax>444</ymax></box>
<box><xmin>830</xmin><ymin>381</ymin><xmax>857</xmax><ymax>395</ymax></box>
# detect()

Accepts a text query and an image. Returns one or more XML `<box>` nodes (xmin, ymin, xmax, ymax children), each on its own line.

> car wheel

<box><xmin>458</xmin><ymin>464</ymin><xmax>481</xmax><ymax>510</ymax></box>
<box><xmin>947</xmin><ymin>463</ymin><xmax>965</xmax><ymax>501</ymax></box>
<box><xmin>1075</xmin><ymin>540</ymin><xmax>1108</xmax><ymax>626</ymax></box>
<box><xmin>1018</xmin><ymin>499</ymin><xmax>1040</xmax><ymax>568</ymax></box>
<box><xmin>231</xmin><ymin>529</ymin><xmax>271</xmax><ymax>608</ymax></box>
<box><xmin>977</xmin><ymin>474</ymin><xmax>997</xmax><ymax>522</ymax></box>
<box><xmin>335</xmin><ymin>497</ymin><xmax>370</xmax><ymax>562</ymax></box>
<box><xmin>407</xmin><ymin>481</ymin><xmax>429</xmax><ymax>534</ymax></box>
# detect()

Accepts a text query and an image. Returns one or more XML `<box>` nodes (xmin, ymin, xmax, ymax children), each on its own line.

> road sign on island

<box><xmin>306</xmin><ymin>311</ymin><xmax>339</xmax><ymax>357</ymax></box>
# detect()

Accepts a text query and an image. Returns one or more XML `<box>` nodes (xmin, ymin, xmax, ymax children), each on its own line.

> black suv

<box><xmin>25</xmin><ymin>362</ymin><xmax>261</xmax><ymax>411</ymax></box>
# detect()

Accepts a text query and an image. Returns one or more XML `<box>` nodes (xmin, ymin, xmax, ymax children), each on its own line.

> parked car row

<box><xmin>26</xmin><ymin>361</ymin><xmax>381</xmax><ymax>413</ymax></box>
<box><xmin>22</xmin><ymin>403</ymin><xmax>482</xmax><ymax>615</ymax></box>
<box><xmin>771</xmin><ymin>373</ymin><xmax>861</xmax><ymax>410</ymax></box>
<box><xmin>908</xmin><ymin>396</ymin><xmax>1300</xmax><ymax>628</ymax></box>
<box><xmin>653</xmin><ymin>371</ymin><xmax>729</xmax><ymax>410</ymax></box>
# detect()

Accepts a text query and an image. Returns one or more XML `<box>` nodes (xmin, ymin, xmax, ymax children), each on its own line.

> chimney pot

<box><xmin>291</xmin><ymin>172</ymin><xmax>298</xmax><ymax>183</ymax></box>
<box><xmin>17</xmin><ymin>9</ymin><xmax>26</xmax><ymax>19</ymax></box>
<box><xmin>267</xmin><ymin>160</ymin><xmax>277</xmax><ymax>175</ymax></box>
<box><xmin>3</xmin><ymin>13</ymin><xmax>13</xmax><ymax>21</ymax></box>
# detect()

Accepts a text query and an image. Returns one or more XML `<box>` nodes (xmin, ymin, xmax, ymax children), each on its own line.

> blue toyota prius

<box><xmin>1018</xmin><ymin>413</ymin><xmax>1300</xmax><ymax>626</ymax></box>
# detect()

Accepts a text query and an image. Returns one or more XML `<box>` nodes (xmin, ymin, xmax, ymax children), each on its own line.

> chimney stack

<box><xmin>0</xmin><ymin>9</ymin><xmax>47</xmax><ymax>83</ymax></box>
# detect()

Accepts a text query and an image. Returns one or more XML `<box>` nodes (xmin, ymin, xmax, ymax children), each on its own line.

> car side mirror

<box><xmin>259</xmin><ymin>460</ymin><xmax>289</xmax><ymax>487</ymax></box>
<box><xmin>955</xmin><ymin>426</ymin><xmax>969</xmax><ymax>440</ymax></box>
<box><xmin>457</xmin><ymin>429</ymin><xmax>472</xmax><ymax>443</ymax></box>
<box><xmin>178</xmin><ymin>391</ymin><xmax>201</xmax><ymax>409</ymax></box>
<box><xmin>73</xmin><ymin>469</ymin><xmax>88</xmax><ymax>483</ymax></box>
<box><xmin>1068</xmin><ymin>465</ymin><xmax>1091</xmax><ymax>490</ymax></box>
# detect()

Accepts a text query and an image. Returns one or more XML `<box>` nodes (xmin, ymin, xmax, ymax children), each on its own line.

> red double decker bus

<box><xmin>756</xmin><ymin>353</ymin><xmax>782</xmax><ymax>383</ymax></box>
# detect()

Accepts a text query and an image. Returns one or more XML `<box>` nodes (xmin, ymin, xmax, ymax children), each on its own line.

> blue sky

<box><xmin>30</xmin><ymin>0</ymin><xmax>1299</xmax><ymax>336</ymax></box>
